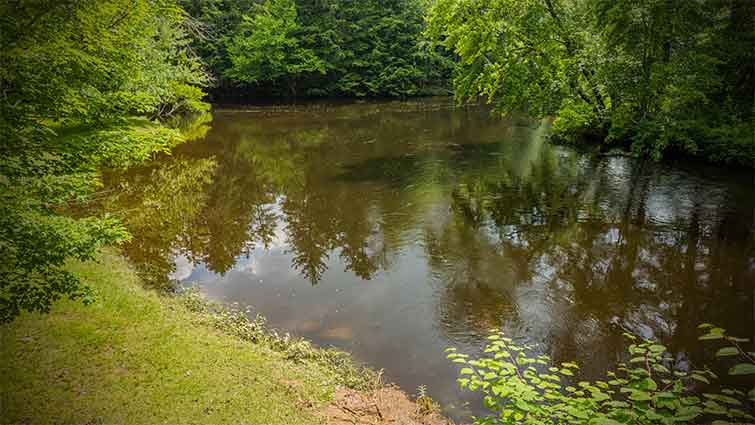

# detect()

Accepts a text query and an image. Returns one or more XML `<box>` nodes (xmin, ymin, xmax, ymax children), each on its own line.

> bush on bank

<box><xmin>448</xmin><ymin>327</ymin><xmax>755</xmax><ymax>424</ymax></box>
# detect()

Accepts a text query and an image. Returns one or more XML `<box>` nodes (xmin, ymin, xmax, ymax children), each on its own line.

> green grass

<box><xmin>0</xmin><ymin>249</ymin><xmax>339</xmax><ymax>425</ymax></box>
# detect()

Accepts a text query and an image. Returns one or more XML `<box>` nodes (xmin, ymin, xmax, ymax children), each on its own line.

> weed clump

<box><xmin>179</xmin><ymin>287</ymin><xmax>380</xmax><ymax>391</ymax></box>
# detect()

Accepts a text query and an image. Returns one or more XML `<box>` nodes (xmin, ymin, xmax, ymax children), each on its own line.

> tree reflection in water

<box><xmin>100</xmin><ymin>100</ymin><xmax>754</xmax><ymax>417</ymax></box>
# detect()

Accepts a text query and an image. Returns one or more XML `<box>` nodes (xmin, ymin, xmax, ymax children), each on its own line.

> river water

<box><xmin>104</xmin><ymin>98</ymin><xmax>754</xmax><ymax>420</ymax></box>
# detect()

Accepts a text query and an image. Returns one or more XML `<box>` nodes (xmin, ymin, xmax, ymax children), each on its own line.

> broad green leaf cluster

<box><xmin>0</xmin><ymin>0</ymin><xmax>209</xmax><ymax>322</ymax></box>
<box><xmin>427</xmin><ymin>0</ymin><xmax>755</xmax><ymax>165</ymax></box>
<box><xmin>448</xmin><ymin>327</ymin><xmax>754</xmax><ymax>424</ymax></box>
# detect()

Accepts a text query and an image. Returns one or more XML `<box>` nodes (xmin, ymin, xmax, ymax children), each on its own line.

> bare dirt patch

<box><xmin>320</xmin><ymin>386</ymin><xmax>454</xmax><ymax>425</ymax></box>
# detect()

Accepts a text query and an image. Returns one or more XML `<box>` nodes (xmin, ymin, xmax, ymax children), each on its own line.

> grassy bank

<box><xmin>0</xmin><ymin>249</ymin><xmax>362</xmax><ymax>425</ymax></box>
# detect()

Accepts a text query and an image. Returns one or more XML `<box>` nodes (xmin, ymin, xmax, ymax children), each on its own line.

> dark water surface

<box><xmin>105</xmin><ymin>98</ymin><xmax>754</xmax><ymax>420</ymax></box>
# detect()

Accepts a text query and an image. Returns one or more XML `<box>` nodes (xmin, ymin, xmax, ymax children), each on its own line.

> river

<box><xmin>103</xmin><ymin>98</ymin><xmax>754</xmax><ymax>421</ymax></box>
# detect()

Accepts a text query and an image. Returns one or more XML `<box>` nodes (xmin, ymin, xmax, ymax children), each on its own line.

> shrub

<box><xmin>448</xmin><ymin>325</ymin><xmax>754</xmax><ymax>424</ymax></box>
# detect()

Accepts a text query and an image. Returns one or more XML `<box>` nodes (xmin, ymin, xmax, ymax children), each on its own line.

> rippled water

<box><xmin>104</xmin><ymin>98</ymin><xmax>754</xmax><ymax>420</ymax></box>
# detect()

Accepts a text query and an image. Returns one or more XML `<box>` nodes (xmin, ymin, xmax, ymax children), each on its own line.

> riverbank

<box><xmin>0</xmin><ymin>249</ymin><xmax>451</xmax><ymax>425</ymax></box>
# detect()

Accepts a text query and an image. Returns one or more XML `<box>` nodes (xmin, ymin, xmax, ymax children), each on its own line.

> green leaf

<box><xmin>703</xmin><ymin>400</ymin><xmax>727</xmax><ymax>415</ymax></box>
<box><xmin>681</xmin><ymin>396</ymin><xmax>701</xmax><ymax>405</ymax></box>
<box><xmin>515</xmin><ymin>399</ymin><xmax>533</xmax><ymax>412</ymax></box>
<box><xmin>652</xmin><ymin>364</ymin><xmax>670</xmax><ymax>373</ymax></box>
<box><xmin>605</xmin><ymin>401</ymin><xmax>629</xmax><ymax>408</ymax></box>
<box><xmin>638</xmin><ymin>378</ymin><xmax>658</xmax><ymax>391</ymax></box>
<box><xmin>728</xmin><ymin>363</ymin><xmax>755</xmax><ymax>375</ymax></box>
<box><xmin>703</xmin><ymin>393</ymin><xmax>742</xmax><ymax>405</ymax></box>
<box><xmin>565</xmin><ymin>406</ymin><xmax>589</xmax><ymax>419</ymax></box>
<box><xmin>690</xmin><ymin>373</ymin><xmax>710</xmax><ymax>384</ymax></box>
<box><xmin>674</xmin><ymin>406</ymin><xmax>702</xmax><ymax>421</ymax></box>
<box><xmin>589</xmin><ymin>418</ymin><xmax>622</xmax><ymax>425</ymax></box>
<box><xmin>459</xmin><ymin>367</ymin><xmax>474</xmax><ymax>375</ymax></box>
<box><xmin>591</xmin><ymin>392</ymin><xmax>610</xmax><ymax>402</ymax></box>
<box><xmin>715</xmin><ymin>347</ymin><xmax>739</xmax><ymax>357</ymax></box>
<box><xmin>649</xmin><ymin>344</ymin><xmax>666</xmax><ymax>353</ymax></box>
<box><xmin>629</xmin><ymin>390</ymin><xmax>651</xmax><ymax>401</ymax></box>
<box><xmin>699</xmin><ymin>334</ymin><xmax>725</xmax><ymax>340</ymax></box>
<box><xmin>699</xmin><ymin>328</ymin><xmax>726</xmax><ymax>340</ymax></box>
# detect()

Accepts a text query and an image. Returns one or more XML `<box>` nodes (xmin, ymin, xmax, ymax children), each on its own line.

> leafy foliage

<box><xmin>225</xmin><ymin>0</ymin><xmax>326</xmax><ymax>95</ymax></box>
<box><xmin>448</xmin><ymin>326</ymin><xmax>754</xmax><ymax>424</ymax></box>
<box><xmin>181</xmin><ymin>0</ymin><xmax>454</xmax><ymax>97</ymax></box>
<box><xmin>427</xmin><ymin>0</ymin><xmax>755</xmax><ymax>165</ymax></box>
<box><xmin>0</xmin><ymin>0</ymin><xmax>208</xmax><ymax>322</ymax></box>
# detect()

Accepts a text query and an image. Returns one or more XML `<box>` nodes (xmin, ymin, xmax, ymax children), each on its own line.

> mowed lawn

<box><xmin>1</xmin><ymin>250</ymin><xmax>337</xmax><ymax>425</ymax></box>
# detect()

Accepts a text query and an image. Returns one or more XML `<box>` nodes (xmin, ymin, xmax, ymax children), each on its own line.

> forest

<box><xmin>178</xmin><ymin>0</ymin><xmax>754</xmax><ymax>165</ymax></box>
<box><xmin>1</xmin><ymin>0</ymin><xmax>753</xmax><ymax>350</ymax></box>
<box><xmin>180</xmin><ymin>0</ymin><xmax>454</xmax><ymax>98</ymax></box>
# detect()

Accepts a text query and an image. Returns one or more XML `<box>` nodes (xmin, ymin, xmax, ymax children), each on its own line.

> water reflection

<box><xmin>101</xmin><ymin>99</ymin><xmax>754</xmax><ymax>420</ymax></box>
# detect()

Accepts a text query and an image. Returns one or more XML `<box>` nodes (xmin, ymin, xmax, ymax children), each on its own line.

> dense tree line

<box><xmin>182</xmin><ymin>0</ymin><xmax>754</xmax><ymax>163</ymax></box>
<box><xmin>180</xmin><ymin>0</ymin><xmax>454</xmax><ymax>97</ymax></box>
<box><xmin>427</xmin><ymin>0</ymin><xmax>755</xmax><ymax>166</ymax></box>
